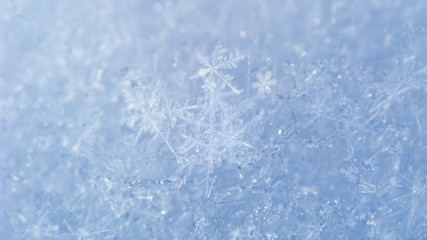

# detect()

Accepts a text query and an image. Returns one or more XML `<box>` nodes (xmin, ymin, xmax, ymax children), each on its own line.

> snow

<box><xmin>1</xmin><ymin>0</ymin><xmax>426</xmax><ymax>239</ymax></box>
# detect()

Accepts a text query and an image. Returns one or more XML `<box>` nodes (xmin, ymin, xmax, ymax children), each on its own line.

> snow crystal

<box><xmin>1</xmin><ymin>0</ymin><xmax>426</xmax><ymax>239</ymax></box>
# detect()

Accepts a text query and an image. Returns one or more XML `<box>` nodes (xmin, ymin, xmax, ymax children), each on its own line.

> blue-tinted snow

<box><xmin>0</xmin><ymin>1</ymin><xmax>426</xmax><ymax>239</ymax></box>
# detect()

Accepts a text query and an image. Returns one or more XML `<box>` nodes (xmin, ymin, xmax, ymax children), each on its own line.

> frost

<box><xmin>1</xmin><ymin>1</ymin><xmax>427</xmax><ymax>239</ymax></box>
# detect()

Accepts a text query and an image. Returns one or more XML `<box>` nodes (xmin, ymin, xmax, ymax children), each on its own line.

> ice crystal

<box><xmin>1</xmin><ymin>0</ymin><xmax>426</xmax><ymax>239</ymax></box>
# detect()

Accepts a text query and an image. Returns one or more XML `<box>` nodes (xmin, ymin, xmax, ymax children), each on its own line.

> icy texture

<box><xmin>0</xmin><ymin>1</ymin><xmax>426</xmax><ymax>239</ymax></box>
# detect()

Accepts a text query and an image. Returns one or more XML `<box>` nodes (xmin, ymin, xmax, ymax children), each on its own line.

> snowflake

<box><xmin>252</xmin><ymin>71</ymin><xmax>276</xmax><ymax>95</ymax></box>
<box><xmin>196</xmin><ymin>44</ymin><xmax>244</xmax><ymax>95</ymax></box>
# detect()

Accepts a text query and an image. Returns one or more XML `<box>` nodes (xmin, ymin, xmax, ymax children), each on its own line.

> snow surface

<box><xmin>0</xmin><ymin>0</ymin><xmax>426</xmax><ymax>239</ymax></box>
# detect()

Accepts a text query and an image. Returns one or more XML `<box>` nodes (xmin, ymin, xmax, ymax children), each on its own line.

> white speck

<box><xmin>239</xmin><ymin>30</ymin><xmax>247</xmax><ymax>38</ymax></box>
<box><xmin>104</xmin><ymin>177</ymin><xmax>112</xmax><ymax>191</ymax></box>
<box><xmin>18</xmin><ymin>215</ymin><xmax>26</xmax><ymax>223</ymax></box>
<box><xmin>367</xmin><ymin>220</ymin><xmax>376</xmax><ymax>226</ymax></box>
<box><xmin>301</xmin><ymin>186</ymin><xmax>318</xmax><ymax>195</ymax></box>
<box><xmin>96</xmin><ymin>69</ymin><xmax>104</xmax><ymax>80</ymax></box>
